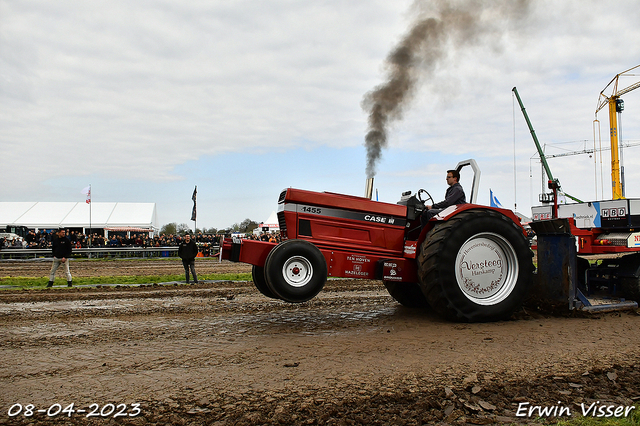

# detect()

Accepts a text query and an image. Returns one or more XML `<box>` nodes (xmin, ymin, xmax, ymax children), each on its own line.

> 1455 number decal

<box><xmin>300</xmin><ymin>206</ymin><xmax>322</xmax><ymax>214</ymax></box>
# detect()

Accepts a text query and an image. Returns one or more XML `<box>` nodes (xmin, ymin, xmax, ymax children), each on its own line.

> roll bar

<box><xmin>455</xmin><ymin>159</ymin><xmax>480</xmax><ymax>204</ymax></box>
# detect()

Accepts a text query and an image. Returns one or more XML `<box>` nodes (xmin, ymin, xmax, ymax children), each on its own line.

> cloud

<box><xmin>1</xmin><ymin>1</ymin><xmax>410</xmax><ymax>180</ymax></box>
<box><xmin>1</xmin><ymin>0</ymin><xmax>639</xmax><ymax>227</ymax></box>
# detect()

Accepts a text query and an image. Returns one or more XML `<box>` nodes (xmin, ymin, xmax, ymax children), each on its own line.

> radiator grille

<box><xmin>277</xmin><ymin>211</ymin><xmax>287</xmax><ymax>239</ymax></box>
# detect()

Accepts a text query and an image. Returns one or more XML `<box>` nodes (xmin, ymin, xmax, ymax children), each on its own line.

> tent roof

<box><xmin>0</xmin><ymin>202</ymin><xmax>158</xmax><ymax>229</ymax></box>
<box><xmin>260</xmin><ymin>211</ymin><xmax>279</xmax><ymax>227</ymax></box>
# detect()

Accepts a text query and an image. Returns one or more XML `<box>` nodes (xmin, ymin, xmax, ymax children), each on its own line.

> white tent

<box><xmin>0</xmin><ymin>202</ymin><xmax>158</xmax><ymax>234</ymax></box>
<box><xmin>253</xmin><ymin>211</ymin><xmax>280</xmax><ymax>235</ymax></box>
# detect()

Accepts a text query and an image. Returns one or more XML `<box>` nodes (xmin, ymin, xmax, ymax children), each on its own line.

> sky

<box><xmin>2</xmin><ymin>0</ymin><xmax>640</xmax><ymax>231</ymax></box>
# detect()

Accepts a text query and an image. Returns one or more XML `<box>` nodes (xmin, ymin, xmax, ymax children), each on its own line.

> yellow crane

<box><xmin>595</xmin><ymin>64</ymin><xmax>640</xmax><ymax>200</ymax></box>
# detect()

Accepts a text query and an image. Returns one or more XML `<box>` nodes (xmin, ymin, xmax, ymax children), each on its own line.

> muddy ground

<box><xmin>1</xmin><ymin>258</ymin><xmax>639</xmax><ymax>425</ymax></box>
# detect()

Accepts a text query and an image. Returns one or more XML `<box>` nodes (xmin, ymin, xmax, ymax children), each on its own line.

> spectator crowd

<box><xmin>1</xmin><ymin>230</ymin><xmax>222</xmax><ymax>251</ymax></box>
<box><xmin>1</xmin><ymin>229</ymin><xmax>283</xmax><ymax>255</ymax></box>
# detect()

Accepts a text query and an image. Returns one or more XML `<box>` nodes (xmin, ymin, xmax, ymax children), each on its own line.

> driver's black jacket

<box><xmin>432</xmin><ymin>182</ymin><xmax>466</xmax><ymax>209</ymax></box>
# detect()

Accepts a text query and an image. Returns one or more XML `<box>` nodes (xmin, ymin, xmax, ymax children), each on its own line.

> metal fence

<box><xmin>0</xmin><ymin>246</ymin><xmax>196</xmax><ymax>260</ymax></box>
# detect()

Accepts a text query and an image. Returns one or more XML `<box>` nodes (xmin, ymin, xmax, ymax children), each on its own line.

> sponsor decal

<box><xmin>602</xmin><ymin>208</ymin><xmax>627</xmax><ymax>219</ymax></box>
<box><xmin>404</xmin><ymin>244</ymin><xmax>416</xmax><ymax>255</ymax></box>
<box><xmin>457</xmin><ymin>241</ymin><xmax>506</xmax><ymax>297</ymax></box>
<box><xmin>344</xmin><ymin>255</ymin><xmax>371</xmax><ymax>277</ymax></box>
<box><xmin>573</xmin><ymin>214</ymin><xmax>595</xmax><ymax>220</ymax></box>
<box><xmin>347</xmin><ymin>255</ymin><xmax>370</xmax><ymax>263</ymax></box>
<box><xmin>403</xmin><ymin>241</ymin><xmax>418</xmax><ymax>258</ymax></box>
<box><xmin>284</xmin><ymin>203</ymin><xmax>407</xmax><ymax>227</ymax></box>
<box><xmin>533</xmin><ymin>212</ymin><xmax>552</xmax><ymax>220</ymax></box>
<box><xmin>383</xmin><ymin>261</ymin><xmax>402</xmax><ymax>281</ymax></box>
<box><xmin>345</xmin><ymin>268</ymin><xmax>369</xmax><ymax>277</ymax></box>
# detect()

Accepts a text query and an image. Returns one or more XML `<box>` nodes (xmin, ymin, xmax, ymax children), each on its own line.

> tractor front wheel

<box><xmin>264</xmin><ymin>240</ymin><xmax>327</xmax><ymax>303</ymax></box>
<box><xmin>418</xmin><ymin>209</ymin><xmax>534</xmax><ymax>322</ymax></box>
<box><xmin>252</xmin><ymin>265</ymin><xmax>279</xmax><ymax>299</ymax></box>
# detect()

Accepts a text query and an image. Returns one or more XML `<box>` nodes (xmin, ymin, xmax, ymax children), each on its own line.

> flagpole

<box><xmin>89</xmin><ymin>184</ymin><xmax>92</xmax><ymax>246</ymax></box>
<box><xmin>191</xmin><ymin>185</ymin><xmax>197</xmax><ymax>234</ymax></box>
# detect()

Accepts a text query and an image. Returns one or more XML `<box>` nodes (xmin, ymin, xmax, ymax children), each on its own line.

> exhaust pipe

<box><xmin>364</xmin><ymin>177</ymin><xmax>374</xmax><ymax>200</ymax></box>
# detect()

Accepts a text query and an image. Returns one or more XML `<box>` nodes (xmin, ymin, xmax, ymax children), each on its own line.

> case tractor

<box><xmin>221</xmin><ymin>160</ymin><xmax>640</xmax><ymax>320</ymax></box>
<box><xmin>221</xmin><ymin>79</ymin><xmax>640</xmax><ymax>322</ymax></box>
<box><xmin>221</xmin><ymin>160</ymin><xmax>536</xmax><ymax>322</ymax></box>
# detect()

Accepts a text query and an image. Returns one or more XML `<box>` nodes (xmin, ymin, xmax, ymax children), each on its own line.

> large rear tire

<box><xmin>383</xmin><ymin>281</ymin><xmax>430</xmax><ymax>308</ymax></box>
<box><xmin>621</xmin><ymin>276</ymin><xmax>640</xmax><ymax>303</ymax></box>
<box><xmin>418</xmin><ymin>209</ymin><xmax>534</xmax><ymax>322</ymax></box>
<box><xmin>618</xmin><ymin>253</ymin><xmax>640</xmax><ymax>302</ymax></box>
<box><xmin>252</xmin><ymin>265</ymin><xmax>279</xmax><ymax>299</ymax></box>
<box><xmin>264</xmin><ymin>239</ymin><xmax>327</xmax><ymax>303</ymax></box>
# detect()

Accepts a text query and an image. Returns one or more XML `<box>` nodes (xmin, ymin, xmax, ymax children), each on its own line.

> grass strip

<box><xmin>0</xmin><ymin>273</ymin><xmax>253</xmax><ymax>288</ymax></box>
<box><xmin>555</xmin><ymin>407</ymin><xmax>639</xmax><ymax>425</ymax></box>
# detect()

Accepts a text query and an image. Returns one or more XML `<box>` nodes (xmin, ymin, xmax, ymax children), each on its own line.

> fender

<box><xmin>418</xmin><ymin>204</ymin><xmax>527</xmax><ymax>245</ymax></box>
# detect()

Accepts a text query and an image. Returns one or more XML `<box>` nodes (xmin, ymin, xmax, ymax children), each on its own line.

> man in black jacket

<box><xmin>47</xmin><ymin>229</ymin><xmax>73</xmax><ymax>287</ymax></box>
<box><xmin>420</xmin><ymin>169</ymin><xmax>467</xmax><ymax>227</ymax></box>
<box><xmin>178</xmin><ymin>234</ymin><xmax>199</xmax><ymax>284</ymax></box>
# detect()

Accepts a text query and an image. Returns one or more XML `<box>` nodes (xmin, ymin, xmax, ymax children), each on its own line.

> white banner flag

<box><xmin>81</xmin><ymin>186</ymin><xmax>91</xmax><ymax>204</ymax></box>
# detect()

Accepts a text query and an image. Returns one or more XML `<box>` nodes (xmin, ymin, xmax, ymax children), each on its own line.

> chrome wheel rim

<box><xmin>454</xmin><ymin>232</ymin><xmax>519</xmax><ymax>305</ymax></box>
<box><xmin>282</xmin><ymin>256</ymin><xmax>313</xmax><ymax>287</ymax></box>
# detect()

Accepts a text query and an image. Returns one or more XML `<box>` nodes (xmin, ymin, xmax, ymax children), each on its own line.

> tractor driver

<box><xmin>420</xmin><ymin>169</ymin><xmax>466</xmax><ymax>227</ymax></box>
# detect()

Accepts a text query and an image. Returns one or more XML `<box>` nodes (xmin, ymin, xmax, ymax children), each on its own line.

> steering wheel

<box><xmin>416</xmin><ymin>189</ymin><xmax>434</xmax><ymax>206</ymax></box>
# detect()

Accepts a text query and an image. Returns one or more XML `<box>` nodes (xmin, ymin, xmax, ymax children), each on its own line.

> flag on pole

<box><xmin>81</xmin><ymin>185</ymin><xmax>91</xmax><ymax>204</ymax></box>
<box><xmin>489</xmin><ymin>189</ymin><xmax>503</xmax><ymax>208</ymax></box>
<box><xmin>191</xmin><ymin>186</ymin><xmax>197</xmax><ymax>221</ymax></box>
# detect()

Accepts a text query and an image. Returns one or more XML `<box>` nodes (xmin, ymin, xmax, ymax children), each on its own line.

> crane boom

<box><xmin>512</xmin><ymin>87</ymin><xmax>555</xmax><ymax>184</ymax></box>
<box><xmin>512</xmin><ymin>87</ymin><xmax>582</xmax><ymax>214</ymax></box>
<box><xmin>595</xmin><ymin>64</ymin><xmax>640</xmax><ymax>200</ymax></box>
<box><xmin>544</xmin><ymin>141</ymin><xmax>640</xmax><ymax>159</ymax></box>
<box><xmin>596</xmin><ymin>65</ymin><xmax>640</xmax><ymax>113</ymax></box>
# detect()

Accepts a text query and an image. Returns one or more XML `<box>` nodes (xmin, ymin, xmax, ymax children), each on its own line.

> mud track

<box><xmin>1</xmin><ymin>259</ymin><xmax>639</xmax><ymax>425</ymax></box>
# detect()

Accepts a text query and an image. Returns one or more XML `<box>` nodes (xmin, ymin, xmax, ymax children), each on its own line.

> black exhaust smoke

<box><xmin>362</xmin><ymin>0</ymin><xmax>531</xmax><ymax>179</ymax></box>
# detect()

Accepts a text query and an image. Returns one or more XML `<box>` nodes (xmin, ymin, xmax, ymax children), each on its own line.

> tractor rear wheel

<box><xmin>383</xmin><ymin>281</ymin><xmax>430</xmax><ymax>308</ymax></box>
<box><xmin>252</xmin><ymin>265</ymin><xmax>279</xmax><ymax>299</ymax></box>
<box><xmin>418</xmin><ymin>209</ymin><xmax>534</xmax><ymax>322</ymax></box>
<box><xmin>618</xmin><ymin>253</ymin><xmax>640</xmax><ymax>302</ymax></box>
<box><xmin>264</xmin><ymin>239</ymin><xmax>327</xmax><ymax>303</ymax></box>
<box><xmin>621</xmin><ymin>276</ymin><xmax>640</xmax><ymax>303</ymax></box>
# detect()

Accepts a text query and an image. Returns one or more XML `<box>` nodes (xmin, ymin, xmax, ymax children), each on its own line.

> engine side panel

<box><xmin>278</xmin><ymin>189</ymin><xmax>408</xmax><ymax>257</ymax></box>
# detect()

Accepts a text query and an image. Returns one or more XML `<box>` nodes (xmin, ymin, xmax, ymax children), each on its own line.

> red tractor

<box><xmin>221</xmin><ymin>160</ymin><xmax>534</xmax><ymax>322</ymax></box>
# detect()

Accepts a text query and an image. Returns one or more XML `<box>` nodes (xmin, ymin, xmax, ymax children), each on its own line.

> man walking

<box><xmin>178</xmin><ymin>234</ymin><xmax>199</xmax><ymax>284</ymax></box>
<box><xmin>47</xmin><ymin>229</ymin><xmax>73</xmax><ymax>287</ymax></box>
